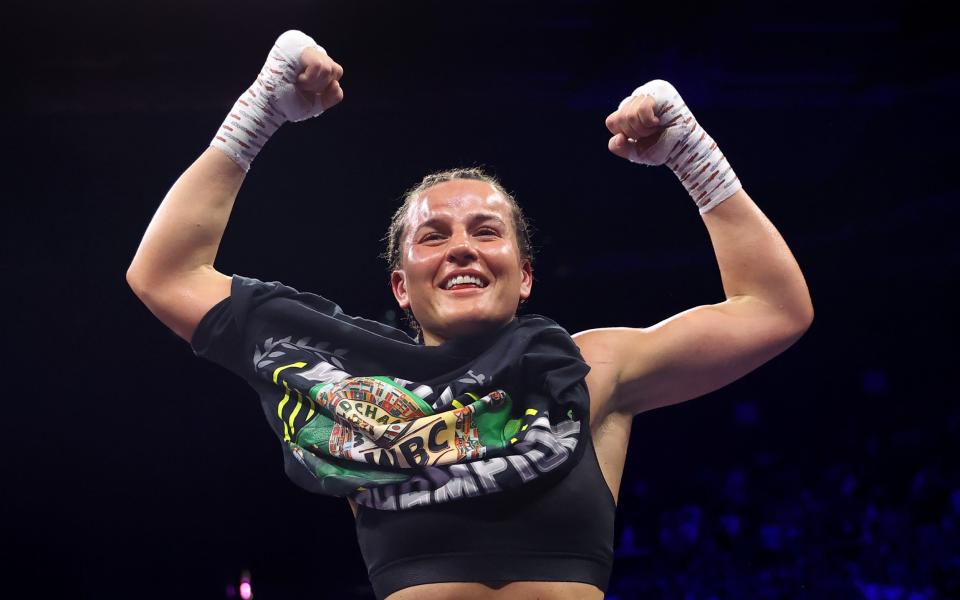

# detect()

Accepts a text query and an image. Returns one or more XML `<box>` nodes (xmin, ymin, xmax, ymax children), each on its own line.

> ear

<box><xmin>391</xmin><ymin>270</ymin><xmax>410</xmax><ymax>309</ymax></box>
<box><xmin>519</xmin><ymin>260</ymin><xmax>533</xmax><ymax>301</ymax></box>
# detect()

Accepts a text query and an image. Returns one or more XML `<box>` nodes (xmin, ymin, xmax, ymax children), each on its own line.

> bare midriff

<box><xmin>384</xmin><ymin>580</ymin><xmax>605</xmax><ymax>600</ymax></box>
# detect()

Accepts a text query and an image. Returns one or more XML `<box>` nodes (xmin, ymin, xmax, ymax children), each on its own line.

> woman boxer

<box><xmin>127</xmin><ymin>30</ymin><xmax>813</xmax><ymax>600</ymax></box>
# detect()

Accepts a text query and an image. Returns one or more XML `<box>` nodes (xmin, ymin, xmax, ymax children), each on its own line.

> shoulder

<box><xmin>572</xmin><ymin>328</ymin><xmax>648</xmax><ymax>423</ymax></box>
<box><xmin>573</xmin><ymin>327</ymin><xmax>654</xmax><ymax>381</ymax></box>
<box><xmin>573</xmin><ymin>327</ymin><xmax>632</xmax><ymax>361</ymax></box>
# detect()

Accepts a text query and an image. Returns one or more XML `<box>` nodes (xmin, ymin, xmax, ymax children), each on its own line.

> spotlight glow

<box><xmin>239</xmin><ymin>581</ymin><xmax>252</xmax><ymax>600</ymax></box>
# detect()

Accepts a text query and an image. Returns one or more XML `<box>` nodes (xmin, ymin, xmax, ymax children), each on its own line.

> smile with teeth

<box><xmin>442</xmin><ymin>274</ymin><xmax>488</xmax><ymax>290</ymax></box>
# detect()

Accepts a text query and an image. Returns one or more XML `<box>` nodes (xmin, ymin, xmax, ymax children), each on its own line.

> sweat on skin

<box><xmin>390</xmin><ymin>180</ymin><xmax>534</xmax><ymax>347</ymax></box>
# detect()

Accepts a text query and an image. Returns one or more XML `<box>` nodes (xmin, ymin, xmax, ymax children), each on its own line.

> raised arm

<box><xmin>126</xmin><ymin>31</ymin><xmax>343</xmax><ymax>342</ymax></box>
<box><xmin>575</xmin><ymin>80</ymin><xmax>813</xmax><ymax>417</ymax></box>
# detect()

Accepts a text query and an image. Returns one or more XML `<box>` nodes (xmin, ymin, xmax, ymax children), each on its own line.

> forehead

<box><xmin>405</xmin><ymin>179</ymin><xmax>511</xmax><ymax>230</ymax></box>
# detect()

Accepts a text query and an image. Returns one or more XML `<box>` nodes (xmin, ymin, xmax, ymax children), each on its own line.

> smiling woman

<box><xmin>384</xmin><ymin>167</ymin><xmax>534</xmax><ymax>340</ymax></box>
<box><xmin>126</xmin><ymin>29</ymin><xmax>812</xmax><ymax>600</ymax></box>
<box><xmin>387</xmin><ymin>176</ymin><xmax>533</xmax><ymax>346</ymax></box>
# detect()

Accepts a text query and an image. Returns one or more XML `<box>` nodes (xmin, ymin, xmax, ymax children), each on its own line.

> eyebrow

<box><xmin>413</xmin><ymin>212</ymin><xmax>507</xmax><ymax>234</ymax></box>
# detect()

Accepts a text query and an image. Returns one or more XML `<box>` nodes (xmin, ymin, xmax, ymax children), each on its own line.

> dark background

<box><xmin>3</xmin><ymin>1</ymin><xmax>956</xmax><ymax>598</ymax></box>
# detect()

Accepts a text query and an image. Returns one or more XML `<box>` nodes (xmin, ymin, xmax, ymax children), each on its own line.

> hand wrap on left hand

<box><xmin>613</xmin><ymin>80</ymin><xmax>743</xmax><ymax>213</ymax></box>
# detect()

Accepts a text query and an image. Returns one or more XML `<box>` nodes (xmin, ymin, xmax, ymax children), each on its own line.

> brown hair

<box><xmin>383</xmin><ymin>167</ymin><xmax>535</xmax><ymax>336</ymax></box>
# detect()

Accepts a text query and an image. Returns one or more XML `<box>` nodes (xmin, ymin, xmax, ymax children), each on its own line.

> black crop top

<box><xmin>190</xmin><ymin>276</ymin><xmax>616</xmax><ymax>598</ymax></box>
<box><xmin>356</xmin><ymin>429</ymin><xmax>616</xmax><ymax>598</ymax></box>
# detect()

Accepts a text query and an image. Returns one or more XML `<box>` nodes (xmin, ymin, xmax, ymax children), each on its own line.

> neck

<box><xmin>422</xmin><ymin>331</ymin><xmax>444</xmax><ymax>347</ymax></box>
<box><xmin>420</xmin><ymin>318</ymin><xmax>516</xmax><ymax>348</ymax></box>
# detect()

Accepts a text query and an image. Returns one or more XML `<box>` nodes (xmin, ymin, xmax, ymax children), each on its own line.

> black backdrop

<box><xmin>4</xmin><ymin>1</ymin><xmax>955</xmax><ymax>598</ymax></box>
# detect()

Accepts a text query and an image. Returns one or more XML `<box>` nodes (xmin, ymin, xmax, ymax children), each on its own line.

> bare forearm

<box><xmin>702</xmin><ymin>190</ymin><xmax>813</xmax><ymax>324</ymax></box>
<box><xmin>128</xmin><ymin>148</ymin><xmax>245</xmax><ymax>285</ymax></box>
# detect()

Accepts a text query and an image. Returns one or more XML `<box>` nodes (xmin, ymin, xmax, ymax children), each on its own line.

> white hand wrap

<box><xmin>211</xmin><ymin>30</ymin><xmax>327</xmax><ymax>172</ymax></box>
<box><xmin>620</xmin><ymin>80</ymin><xmax>743</xmax><ymax>213</ymax></box>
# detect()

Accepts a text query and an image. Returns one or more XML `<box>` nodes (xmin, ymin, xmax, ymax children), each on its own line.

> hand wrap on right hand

<box><xmin>211</xmin><ymin>30</ymin><xmax>327</xmax><ymax>172</ymax></box>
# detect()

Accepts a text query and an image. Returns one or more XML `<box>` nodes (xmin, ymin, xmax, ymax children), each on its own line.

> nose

<box><xmin>445</xmin><ymin>229</ymin><xmax>479</xmax><ymax>265</ymax></box>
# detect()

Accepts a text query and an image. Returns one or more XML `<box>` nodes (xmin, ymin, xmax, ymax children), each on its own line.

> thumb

<box><xmin>607</xmin><ymin>133</ymin><xmax>637</xmax><ymax>162</ymax></box>
<box><xmin>297</xmin><ymin>65</ymin><xmax>317</xmax><ymax>83</ymax></box>
<box><xmin>297</xmin><ymin>63</ymin><xmax>321</xmax><ymax>88</ymax></box>
<box><xmin>317</xmin><ymin>80</ymin><xmax>344</xmax><ymax>110</ymax></box>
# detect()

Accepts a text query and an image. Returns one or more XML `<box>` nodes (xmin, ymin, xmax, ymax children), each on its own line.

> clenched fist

<box><xmin>265</xmin><ymin>30</ymin><xmax>343</xmax><ymax>123</ymax></box>
<box><xmin>604</xmin><ymin>80</ymin><xmax>693</xmax><ymax>166</ymax></box>
<box><xmin>211</xmin><ymin>30</ymin><xmax>344</xmax><ymax>172</ymax></box>
<box><xmin>294</xmin><ymin>45</ymin><xmax>344</xmax><ymax>114</ymax></box>
<box><xmin>605</xmin><ymin>80</ymin><xmax>742</xmax><ymax>212</ymax></box>
<box><xmin>605</xmin><ymin>94</ymin><xmax>662</xmax><ymax>157</ymax></box>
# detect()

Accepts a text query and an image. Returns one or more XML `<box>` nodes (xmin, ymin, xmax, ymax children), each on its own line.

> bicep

<box><xmin>575</xmin><ymin>295</ymin><xmax>811</xmax><ymax>415</ymax></box>
<box><xmin>127</xmin><ymin>264</ymin><xmax>232</xmax><ymax>343</ymax></box>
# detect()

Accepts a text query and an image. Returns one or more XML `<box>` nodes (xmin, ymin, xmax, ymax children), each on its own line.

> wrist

<box><xmin>210</xmin><ymin>30</ymin><xmax>325</xmax><ymax>172</ymax></box>
<box><xmin>211</xmin><ymin>90</ymin><xmax>284</xmax><ymax>172</ymax></box>
<box><xmin>668</xmin><ymin>126</ymin><xmax>742</xmax><ymax>214</ymax></box>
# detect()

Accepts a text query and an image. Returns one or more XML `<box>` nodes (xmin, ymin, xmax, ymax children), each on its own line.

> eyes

<box><xmin>419</xmin><ymin>226</ymin><xmax>502</xmax><ymax>244</ymax></box>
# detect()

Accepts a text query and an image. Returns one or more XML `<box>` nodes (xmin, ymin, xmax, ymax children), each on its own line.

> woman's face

<box><xmin>391</xmin><ymin>179</ymin><xmax>533</xmax><ymax>346</ymax></box>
